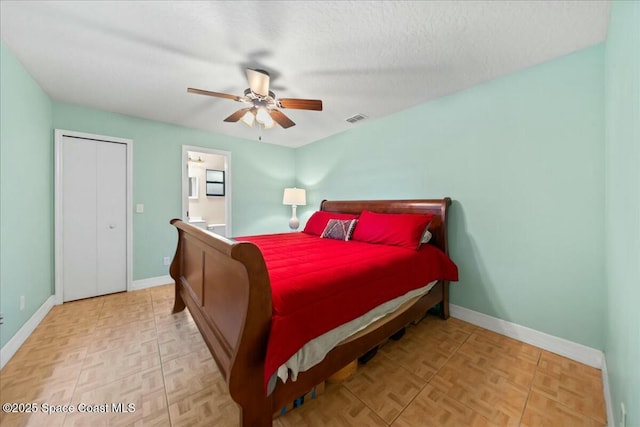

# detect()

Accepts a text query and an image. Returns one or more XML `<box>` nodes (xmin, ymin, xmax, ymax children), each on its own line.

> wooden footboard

<box><xmin>169</xmin><ymin>198</ymin><xmax>452</xmax><ymax>426</ymax></box>
<box><xmin>169</xmin><ymin>221</ymin><xmax>275</xmax><ymax>424</ymax></box>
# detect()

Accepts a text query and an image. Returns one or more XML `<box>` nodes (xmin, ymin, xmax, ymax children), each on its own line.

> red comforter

<box><xmin>236</xmin><ymin>232</ymin><xmax>459</xmax><ymax>389</ymax></box>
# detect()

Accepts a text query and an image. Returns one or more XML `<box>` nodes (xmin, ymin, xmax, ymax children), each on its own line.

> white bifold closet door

<box><xmin>62</xmin><ymin>136</ymin><xmax>127</xmax><ymax>301</ymax></box>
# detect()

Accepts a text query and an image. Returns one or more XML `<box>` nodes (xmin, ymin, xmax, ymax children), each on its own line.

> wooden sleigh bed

<box><xmin>169</xmin><ymin>198</ymin><xmax>454</xmax><ymax>426</ymax></box>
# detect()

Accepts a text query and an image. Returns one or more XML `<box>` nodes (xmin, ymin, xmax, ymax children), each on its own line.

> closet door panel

<box><xmin>62</xmin><ymin>136</ymin><xmax>98</xmax><ymax>301</ymax></box>
<box><xmin>96</xmin><ymin>141</ymin><xmax>127</xmax><ymax>295</ymax></box>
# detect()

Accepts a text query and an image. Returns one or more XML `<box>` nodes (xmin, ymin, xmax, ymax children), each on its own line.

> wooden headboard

<box><xmin>320</xmin><ymin>198</ymin><xmax>452</xmax><ymax>255</ymax></box>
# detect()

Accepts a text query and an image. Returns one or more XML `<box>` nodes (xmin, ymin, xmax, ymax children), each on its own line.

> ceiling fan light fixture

<box><xmin>241</xmin><ymin>109</ymin><xmax>255</xmax><ymax>127</ymax></box>
<box><xmin>262</xmin><ymin>117</ymin><xmax>277</xmax><ymax>129</ymax></box>
<box><xmin>255</xmin><ymin>107</ymin><xmax>276</xmax><ymax>128</ymax></box>
<box><xmin>255</xmin><ymin>107</ymin><xmax>271</xmax><ymax>125</ymax></box>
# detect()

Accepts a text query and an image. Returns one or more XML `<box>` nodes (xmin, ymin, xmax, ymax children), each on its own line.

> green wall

<box><xmin>296</xmin><ymin>46</ymin><xmax>606</xmax><ymax>349</ymax></box>
<box><xmin>1</xmin><ymin>41</ymin><xmax>296</xmax><ymax>350</ymax></box>
<box><xmin>604</xmin><ymin>1</ymin><xmax>640</xmax><ymax>425</ymax></box>
<box><xmin>0</xmin><ymin>43</ymin><xmax>53</xmax><ymax>348</ymax></box>
<box><xmin>53</xmin><ymin>103</ymin><xmax>296</xmax><ymax>280</ymax></box>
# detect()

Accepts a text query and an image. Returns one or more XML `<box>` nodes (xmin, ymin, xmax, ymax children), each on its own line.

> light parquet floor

<box><xmin>0</xmin><ymin>285</ymin><xmax>606</xmax><ymax>426</ymax></box>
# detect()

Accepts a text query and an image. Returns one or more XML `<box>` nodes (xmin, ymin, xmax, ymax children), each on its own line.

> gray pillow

<box><xmin>320</xmin><ymin>219</ymin><xmax>358</xmax><ymax>241</ymax></box>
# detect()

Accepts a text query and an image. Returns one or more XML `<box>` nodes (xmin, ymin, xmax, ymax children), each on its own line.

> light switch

<box><xmin>136</xmin><ymin>204</ymin><xmax>144</xmax><ymax>213</ymax></box>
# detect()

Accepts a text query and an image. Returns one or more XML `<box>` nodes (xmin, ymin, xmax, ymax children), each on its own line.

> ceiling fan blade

<box><xmin>187</xmin><ymin>87</ymin><xmax>242</xmax><ymax>101</ymax></box>
<box><xmin>277</xmin><ymin>98</ymin><xmax>323</xmax><ymax>111</ymax></box>
<box><xmin>224</xmin><ymin>108</ymin><xmax>251</xmax><ymax>122</ymax></box>
<box><xmin>269</xmin><ymin>109</ymin><xmax>296</xmax><ymax>129</ymax></box>
<box><xmin>246</xmin><ymin>69</ymin><xmax>270</xmax><ymax>96</ymax></box>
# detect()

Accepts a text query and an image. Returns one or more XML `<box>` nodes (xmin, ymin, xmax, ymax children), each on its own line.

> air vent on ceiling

<box><xmin>345</xmin><ymin>113</ymin><xmax>368</xmax><ymax>124</ymax></box>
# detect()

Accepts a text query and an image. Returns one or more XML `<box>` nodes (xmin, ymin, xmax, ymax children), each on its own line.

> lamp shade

<box><xmin>282</xmin><ymin>188</ymin><xmax>306</xmax><ymax>206</ymax></box>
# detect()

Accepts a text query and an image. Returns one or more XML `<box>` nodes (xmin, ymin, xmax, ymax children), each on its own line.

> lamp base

<box><xmin>289</xmin><ymin>205</ymin><xmax>300</xmax><ymax>231</ymax></box>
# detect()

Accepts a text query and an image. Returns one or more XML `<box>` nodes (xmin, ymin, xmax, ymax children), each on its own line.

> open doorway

<box><xmin>182</xmin><ymin>145</ymin><xmax>231</xmax><ymax>237</ymax></box>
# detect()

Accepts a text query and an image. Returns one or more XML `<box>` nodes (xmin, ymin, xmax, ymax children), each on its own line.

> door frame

<box><xmin>54</xmin><ymin>129</ymin><xmax>133</xmax><ymax>305</ymax></box>
<box><xmin>181</xmin><ymin>145</ymin><xmax>232</xmax><ymax>237</ymax></box>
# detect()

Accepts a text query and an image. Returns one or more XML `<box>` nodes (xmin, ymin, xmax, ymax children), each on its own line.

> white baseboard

<box><xmin>450</xmin><ymin>304</ymin><xmax>603</xmax><ymax>368</ymax></box>
<box><xmin>1</xmin><ymin>295</ymin><xmax>55</xmax><ymax>370</ymax></box>
<box><xmin>450</xmin><ymin>304</ymin><xmax>613</xmax><ymax>426</ymax></box>
<box><xmin>601</xmin><ymin>358</ymin><xmax>615</xmax><ymax>427</ymax></box>
<box><xmin>130</xmin><ymin>275</ymin><xmax>173</xmax><ymax>291</ymax></box>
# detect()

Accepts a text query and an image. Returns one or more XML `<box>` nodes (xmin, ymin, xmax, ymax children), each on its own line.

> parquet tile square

<box><xmin>63</xmin><ymin>366</ymin><xmax>169</xmax><ymax>427</ymax></box>
<box><xmin>158</xmin><ymin>330</ymin><xmax>209</xmax><ymax>363</ymax></box>
<box><xmin>0</xmin><ymin>351</ymin><xmax>85</xmax><ymax>406</ymax></box>
<box><xmin>1</xmin><ymin>343</ymin><xmax>87</xmax><ymax>376</ymax></box>
<box><xmin>0</xmin><ymin>376</ymin><xmax>77</xmax><ymax>427</ymax></box>
<box><xmin>167</xmin><ymin>382</ymin><xmax>239</xmax><ymax>427</ymax></box>
<box><xmin>18</xmin><ymin>330</ymin><xmax>91</xmax><ymax>356</ymax></box>
<box><xmin>27</xmin><ymin>317</ymin><xmax>97</xmax><ymax>343</ymax></box>
<box><xmin>95</xmin><ymin>302</ymin><xmax>155</xmax><ymax>329</ymax></box>
<box><xmin>343</xmin><ymin>353</ymin><xmax>426</xmax><ymax>424</ymax></box>
<box><xmin>76</xmin><ymin>338</ymin><xmax>161</xmax><ymax>392</ymax></box>
<box><xmin>149</xmin><ymin>284</ymin><xmax>174</xmax><ymax>302</ymax></box>
<box><xmin>463</xmin><ymin>329</ymin><xmax>541</xmax><ymax>364</ymax></box>
<box><xmin>277</xmin><ymin>384</ymin><xmax>387</xmax><ymax>427</ymax></box>
<box><xmin>86</xmin><ymin>320</ymin><xmax>158</xmax><ymax>356</ymax></box>
<box><xmin>430</xmin><ymin>352</ymin><xmax>530</xmax><ymax>426</ymax></box>
<box><xmin>532</xmin><ymin>351</ymin><xmax>606</xmax><ymax>424</ymax></box>
<box><xmin>392</xmin><ymin>383</ymin><xmax>498</xmax><ymax>427</ymax></box>
<box><xmin>162</xmin><ymin>346</ymin><xmax>223</xmax><ymax>405</ymax></box>
<box><xmin>455</xmin><ymin>332</ymin><xmax>540</xmax><ymax>390</ymax></box>
<box><xmin>44</xmin><ymin>297</ymin><xmax>104</xmax><ymax>323</ymax></box>
<box><xmin>102</xmin><ymin>289</ymin><xmax>153</xmax><ymax>307</ymax></box>
<box><xmin>152</xmin><ymin>299</ymin><xmax>176</xmax><ymax>317</ymax></box>
<box><xmin>420</xmin><ymin>315</ymin><xmax>479</xmax><ymax>338</ymax></box>
<box><xmin>0</xmin><ymin>374</ymin><xmax>78</xmax><ymax>404</ymax></box>
<box><xmin>0</xmin><ymin>286</ymin><xmax>607</xmax><ymax>427</ymax></box>
<box><xmin>154</xmin><ymin>304</ymin><xmax>194</xmax><ymax>330</ymax></box>
<box><xmin>379</xmin><ymin>323</ymin><xmax>464</xmax><ymax>382</ymax></box>
<box><xmin>521</xmin><ymin>390</ymin><xmax>605</xmax><ymax>427</ymax></box>
<box><xmin>155</xmin><ymin>310</ymin><xmax>198</xmax><ymax>333</ymax></box>
<box><xmin>410</xmin><ymin>318</ymin><xmax>473</xmax><ymax>346</ymax></box>
<box><xmin>536</xmin><ymin>350</ymin><xmax>603</xmax><ymax>380</ymax></box>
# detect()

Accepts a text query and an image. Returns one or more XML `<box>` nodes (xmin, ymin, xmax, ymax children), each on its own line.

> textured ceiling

<box><xmin>0</xmin><ymin>1</ymin><xmax>610</xmax><ymax>147</ymax></box>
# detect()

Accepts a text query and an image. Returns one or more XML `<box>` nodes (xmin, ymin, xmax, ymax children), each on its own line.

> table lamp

<box><xmin>282</xmin><ymin>187</ymin><xmax>306</xmax><ymax>231</ymax></box>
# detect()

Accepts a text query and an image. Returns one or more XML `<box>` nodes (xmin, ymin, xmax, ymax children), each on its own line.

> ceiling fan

<box><xmin>187</xmin><ymin>69</ymin><xmax>323</xmax><ymax>130</ymax></box>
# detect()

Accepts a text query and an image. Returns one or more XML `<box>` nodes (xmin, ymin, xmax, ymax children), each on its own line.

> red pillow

<box><xmin>351</xmin><ymin>210</ymin><xmax>434</xmax><ymax>250</ymax></box>
<box><xmin>303</xmin><ymin>211</ymin><xmax>359</xmax><ymax>236</ymax></box>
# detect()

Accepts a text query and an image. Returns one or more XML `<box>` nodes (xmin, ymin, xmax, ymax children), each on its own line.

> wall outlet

<box><xmin>163</xmin><ymin>256</ymin><xmax>171</xmax><ymax>266</ymax></box>
<box><xmin>620</xmin><ymin>402</ymin><xmax>626</xmax><ymax>427</ymax></box>
<box><xmin>0</xmin><ymin>312</ymin><xmax>3</xmax><ymax>325</ymax></box>
<box><xmin>20</xmin><ymin>295</ymin><xmax>25</xmax><ymax>311</ymax></box>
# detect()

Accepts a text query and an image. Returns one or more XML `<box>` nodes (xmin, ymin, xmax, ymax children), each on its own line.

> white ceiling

<box><xmin>0</xmin><ymin>1</ymin><xmax>610</xmax><ymax>148</ymax></box>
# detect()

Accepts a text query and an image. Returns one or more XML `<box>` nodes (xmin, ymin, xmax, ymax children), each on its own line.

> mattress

<box><xmin>276</xmin><ymin>279</ymin><xmax>439</xmax><ymax>384</ymax></box>
<box><xmin>236</xmin><ymin>232</ymin><xmax>459</xmax><ymax>389</ymax></box>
